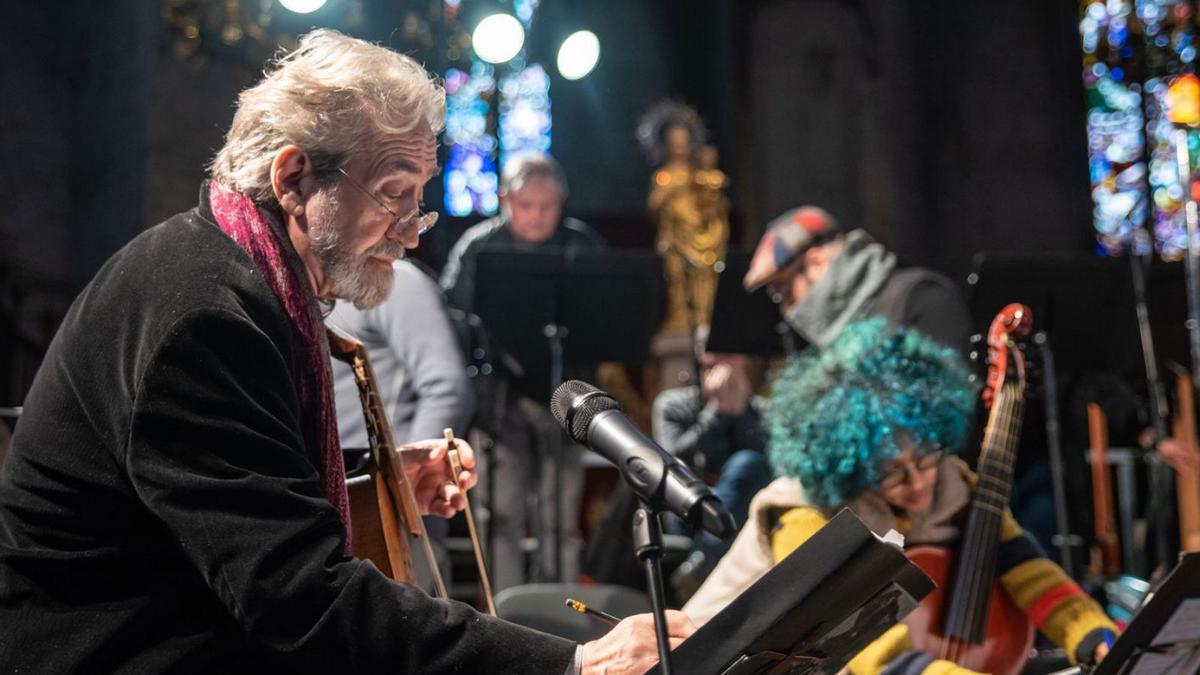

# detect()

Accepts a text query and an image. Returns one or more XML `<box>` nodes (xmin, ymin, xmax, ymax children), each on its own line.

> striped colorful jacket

<box><xmin>771</xmin><ymin>476</ymin><xmax>1115</xmax><ymax>674</ymax></box>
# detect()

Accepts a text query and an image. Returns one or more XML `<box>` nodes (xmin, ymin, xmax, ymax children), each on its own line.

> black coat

<box><xmin>0</xmin><ymin>190</ymin><xmax>575</xmax><ymax>673</ymax></box>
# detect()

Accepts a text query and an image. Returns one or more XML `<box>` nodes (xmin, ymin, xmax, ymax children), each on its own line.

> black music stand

<box><xmin>471</xmin><ymin>247</ymin><xmax>663</xmax><ymax>581</ymax></box>
<box><xmin>966</xmin><ymin>253</ymin><xmax>1189</xmax><ymax>376</ymax></box>
<box><xmin>1087</xmin><ymin>552</ymin><xmax>1200</xmax><ymax>675</ymax></box>
<box><xmin>968</xmin><ymin>253</ymin><xmax>1191</xmax><ymax>576</ymax></box>
<box><xmin>705</xmin><ymin>248</ymin><xmax>802</xmax><ymax>358</ymax></box>
<box><xmin>651</xmin><ymin>508</ymin><xmax>935</xmax><ymax>675</ymax></box>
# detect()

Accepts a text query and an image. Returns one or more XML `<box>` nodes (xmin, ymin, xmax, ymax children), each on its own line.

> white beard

<box><xmin>308</xmin><ymin>186</ymin><xmax>403</xmax><ymax>310</ymax></box>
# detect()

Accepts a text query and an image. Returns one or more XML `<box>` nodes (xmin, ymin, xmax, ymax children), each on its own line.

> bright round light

<box><xmin>278</xmin><ymin>0</ymin><xmax>327</xmax><ymax>14</ymax></box>
<box><xmin>472</xmin><ymin>14</ymin><xmax>525</xmax><ymax>64</ymax></box>
<box><xmin>557</xmin><ymin>30</ymin><xmax>600</xmax><ymax>80</ymax></box>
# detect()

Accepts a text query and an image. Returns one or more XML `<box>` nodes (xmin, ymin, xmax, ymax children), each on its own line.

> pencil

<box><xmin>564</xmin><ymin>598</ymin><xmax>620</xmax><ymax>627</ymax></box>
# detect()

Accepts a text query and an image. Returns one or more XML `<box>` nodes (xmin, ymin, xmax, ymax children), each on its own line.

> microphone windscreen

<box><xmin>550</xmin><ymin>380</ymin><xmax>619</xmax><ymax>442</ymax></box>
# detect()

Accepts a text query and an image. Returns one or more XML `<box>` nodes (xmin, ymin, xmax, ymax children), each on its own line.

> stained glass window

<box><xmin>499</xmin><ymin>62</ymin><xmax>552</xmax><ymax>166</ymax></box>
<box><xmin>442</xmin><ymin>0</ymin><xmax>549</xmax><ymax>217</ymax></box>
<box><xmin>443</xmin><ymin>62</ymin><xmax>500</xmax><ymax>216</ymax></box>
<box><xmin>1081</xmin><ymin>0</ymin><xmax>1198</xmax><ymax>258</ymax></box>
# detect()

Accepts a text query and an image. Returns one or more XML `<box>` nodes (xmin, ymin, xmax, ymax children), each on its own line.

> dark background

<box><xmin>0</xmin><ymin>0</ymin><xmax>1095</xmax><ymax>405</ymax></box>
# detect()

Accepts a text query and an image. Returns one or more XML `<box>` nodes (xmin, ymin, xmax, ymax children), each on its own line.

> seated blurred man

<box><xmin>441</xmin><ymin>152</ymin><xmax>605</xmax><ymax>588</ymax></box>
<box><xmin>328</xmin><ymin>257</ymin><xmax>474</xmax><ymax>592</ymax></box>
<box><xmin>0</xmin><ymin>30</ymin><xmax>686</xmax><ymax>673</ymax></box>
<box><xmin>743</xmin><ymin>205</ymin><xmax>970</xmax><ymax>358</ymax></box>
<box><xmin>654</xmin><ymin>334</ymin><xmax>771</xmax><ymax>598</ymax></box>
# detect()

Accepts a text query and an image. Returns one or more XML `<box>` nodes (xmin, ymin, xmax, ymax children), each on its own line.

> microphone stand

<box><xmin>1036</xmin><ymin>332</ymin><xmax>1085</xmax><ymax>578</ymax></box>
<box><xmin>1129</xmin><ymin>249</ymin><xmax>1174</xmax><ymax>573</ymax></box>
<box><xmin>633</xmin><ymin>505</ymin><xmax>674</xmax><ymax>675</ymax></box>
<box><xmin>544</xmin><ymin>320</ymin><xmax>569</xmax><ymax>583</ymax></box>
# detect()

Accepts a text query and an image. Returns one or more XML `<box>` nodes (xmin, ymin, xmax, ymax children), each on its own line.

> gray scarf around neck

<box><xmin>785</xmin><ymin>229</ymin><xmax>896</xmax><ymax>347</ymax></box>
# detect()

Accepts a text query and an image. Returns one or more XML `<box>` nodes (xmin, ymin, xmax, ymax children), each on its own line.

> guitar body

<box><xmin>904</xmin><ymin>546</ymin><xmax>1034</xmax><ymax>675</ymax></box>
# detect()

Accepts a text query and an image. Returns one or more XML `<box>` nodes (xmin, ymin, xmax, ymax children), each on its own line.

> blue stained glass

<box><xmin>443</xmin><ymin>1</ymin><xmax>551</xmax><ymax>216</ymax></box>
<box><xmin>498</xmin><ymin>63</ymin><xmax>552</xmax><ymax>167</ymax></box>
<box><xmin>443</xmin><ymin>59</ymin><xmax>500</xmax><ymax>216</ymax></box>
<box><xmin>1081</xmin><ymin>0</ymin><xmax>1198</xmax><ymax>258</ymax></box>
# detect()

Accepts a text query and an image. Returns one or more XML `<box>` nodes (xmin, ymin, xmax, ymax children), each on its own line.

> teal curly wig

<box><xmin>768</xmin><ymin>317</ymin><xmax>977</xmax><ymax>509</ymax></box>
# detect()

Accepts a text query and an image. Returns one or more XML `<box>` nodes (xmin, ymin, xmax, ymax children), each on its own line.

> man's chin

<box><xmin>338</xmin><ymin>265</ymin><xmax>394</xmax><ymax>310</ymax></box>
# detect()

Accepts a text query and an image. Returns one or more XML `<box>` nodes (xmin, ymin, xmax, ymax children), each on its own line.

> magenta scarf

<box><xmin>207</xmin><ymin>181</ymin><xmax>352</xmax><ymax>551</ymax></box>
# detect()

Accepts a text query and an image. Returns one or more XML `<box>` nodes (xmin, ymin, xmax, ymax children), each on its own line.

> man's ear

<box><xmin>271</xmin><ymin>145</ymin><xmax>311</xmax><ymax>218</ymax></box>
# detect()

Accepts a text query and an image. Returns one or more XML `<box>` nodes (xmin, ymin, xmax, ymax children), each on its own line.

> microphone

<box><xmin>551</xmin><ymin>380</ymin><xmax>737</xmax><ymax>540</ymax></box>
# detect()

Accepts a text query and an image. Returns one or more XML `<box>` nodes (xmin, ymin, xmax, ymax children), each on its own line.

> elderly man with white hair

<box><xmin>441</xmin><ymin>151</ymin><xmax>606</xmax><ymax>590</ymax></box>
<box><xmin>0</xmin><ymin>30</ymin><xmax>689</xmax><ymax>673</ymax></box>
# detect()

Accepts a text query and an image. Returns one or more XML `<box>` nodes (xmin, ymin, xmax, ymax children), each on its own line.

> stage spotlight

<box><xmin>473</xmin><ymin>14</ymin><xmax>524</xmax><ymax>64</ymax></box>
<box><xmin>279</xmin><ymin>0</ymin><xmax>327</xmax><ymax>14</ymax></box>
<box><xmin>557</xmin><ymin>30</ymin><xmax>600</xmax><ymax>80</ymax></box>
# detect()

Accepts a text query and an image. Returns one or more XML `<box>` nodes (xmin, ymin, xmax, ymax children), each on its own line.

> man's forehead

<box><xmin>365</xmin><ymin>132</ymin><xmax>440</xmax><ymax>178</ymax></box>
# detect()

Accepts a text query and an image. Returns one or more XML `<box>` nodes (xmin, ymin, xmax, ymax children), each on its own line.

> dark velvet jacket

<box><xmin>0</xmin><ymin>190</ymin><xmax>575</xmax><ymax>673</ymax></box>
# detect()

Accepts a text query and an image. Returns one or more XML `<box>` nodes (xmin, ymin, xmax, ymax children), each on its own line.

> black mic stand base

<box><xmin>633</xmin><ymin>505</ymin><xmax>674</xmax><ymax>675</ymax></box>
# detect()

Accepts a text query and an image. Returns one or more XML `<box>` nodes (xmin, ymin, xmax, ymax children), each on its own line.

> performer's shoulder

<box><xmin>561</xmin><ymin>217</ymin><xmax>607</xmax><ymax>247</ymax></box>
<box><xmin>453</xmin><ymin>216</ymin><xmax>508</xmax><ymax>251</ymax></box>
<box><xmin>80</xmin><ymin>208</ymin><xmax>288</xmax><ymax>339</ymax></box>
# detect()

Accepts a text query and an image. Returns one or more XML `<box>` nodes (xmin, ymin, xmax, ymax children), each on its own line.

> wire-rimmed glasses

<box><xmin>337</xmin><ymin>167</ymin><xmax>439</xmax><ymax>236</ymax></box>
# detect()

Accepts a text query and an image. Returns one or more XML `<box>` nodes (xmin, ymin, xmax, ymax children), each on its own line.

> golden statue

<box><xmin>639</xmin><ymin>102</ymin><xmax>729</xmax><ymax>333</ymax></box>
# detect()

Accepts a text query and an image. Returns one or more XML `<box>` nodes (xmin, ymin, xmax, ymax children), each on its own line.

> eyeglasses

<box><xmin>337</xmin><ymin>167</ymin><xmax>439</xmax><ymax>236</ymax></box>
<box><xmin>878</xmin><ymin>449</ymin><xmax>945</xmax><ymax>490</ymax></box>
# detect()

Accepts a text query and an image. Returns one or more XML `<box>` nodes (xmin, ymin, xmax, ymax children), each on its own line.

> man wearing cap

<box><xmin>742</xmin><ymin>206</ymin><xmax>970</xmax><ymax>357</ymax></box>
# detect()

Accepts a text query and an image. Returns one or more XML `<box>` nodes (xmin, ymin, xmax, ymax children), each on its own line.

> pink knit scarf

<box><xmin>208</xmin><ymin>181</ymin><xmax>352</xmax><ymax>551</ymax></box>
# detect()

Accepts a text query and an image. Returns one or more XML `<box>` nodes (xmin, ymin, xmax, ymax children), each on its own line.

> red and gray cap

<box><xmin>742</xmin><ymin>206</ymin><xmax>841</xmax><ymax>291</ymax></box>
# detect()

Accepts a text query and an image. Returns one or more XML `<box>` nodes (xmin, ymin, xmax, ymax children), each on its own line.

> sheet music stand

<box><xmin>705</xmin><ymin>248</ymin><xmax>802</xmax><ymax>358</ymax></box>
<box><xmin>1089</xmin><ymin>552</ymin><xmax>1200</xmax><ymax>675</ymax></box>
<box><xmin>968</xmin><ymin>253</ymin><xmax>1191</xmax><ymax>575</ymax></box>
<box><xmin>652</xmin><ymin>508</ymin><xmax>935</xmax><ymax>675</ymax></box>
<box><xmin>471</xmin><ymin>247</ymin><xmax>662</xmax><ymax>581</ymax></box>
<box><xmin>967</xmin><ymin>253</ymin><xmax>1188</xmax><ymax>376</ymax></box>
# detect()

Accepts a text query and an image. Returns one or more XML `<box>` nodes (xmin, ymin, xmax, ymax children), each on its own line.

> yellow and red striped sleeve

<box><xmin>995</xmin><ymin>509</ymin><xmax>1116</xmax><ymax>664</ymax></box>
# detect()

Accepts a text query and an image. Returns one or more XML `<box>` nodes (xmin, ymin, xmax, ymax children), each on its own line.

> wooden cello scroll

<box><xmin>1088</xmin><ymin>403</ymin><xmax>1122</xmax><ymax>576</ymax></box>
<box><xmin>904</xmin><ymin>303</ymin><xmax>1035</xmax><ymax>675</ymax></box>
<box><xmin>1172</xmin><ymin>372</ymin><xmax>1200</xmax><ymax>553</ymax></box>
<box><xmin>327</xmin><ymin>328</ymin><xmax>447</xmax><ymax>598</ymax></box>
<box><xmin>443</xmin><ymin>427</ymin><xmax>496</xmax><ymax>615</ymax></box>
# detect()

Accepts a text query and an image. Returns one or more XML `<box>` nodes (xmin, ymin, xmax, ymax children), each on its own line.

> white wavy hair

<box><xmin>210</xmin><ymin>29</ymin><xmax>445</xmax><ymax>206</ymax></box>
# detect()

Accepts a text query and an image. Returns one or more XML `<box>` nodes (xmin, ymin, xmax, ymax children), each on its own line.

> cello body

<box><xmin>904</xmin><ymin>546</ymin><xmax>1034</xmax><ymax>675</ymax></box>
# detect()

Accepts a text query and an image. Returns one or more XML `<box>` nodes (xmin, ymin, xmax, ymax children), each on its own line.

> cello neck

<box><xmin>327</xmin><ymin>329</ymin><xmax>447</xmax><ymax>597</ymax></box>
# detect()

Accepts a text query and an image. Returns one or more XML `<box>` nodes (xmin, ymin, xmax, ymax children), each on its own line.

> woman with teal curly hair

<box><xmin>768</xmin><ymin>316</ymin><xmax>976</xmax><ymax>510</ymax></box>
<box><xmin>684</xmin><ymin>319</ymin><xmax>1115</xmax><ymax>674</ymax></box>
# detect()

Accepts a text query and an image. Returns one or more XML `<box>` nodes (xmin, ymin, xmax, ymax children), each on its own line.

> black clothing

<box><xmin>440</xmin><ymin>215</ymin><xmax>606</xmax><ymax>312</ymax></box>
<box><xmin>440</xmin><ymin>215</ymin><xmax>606</xmax><ymax>403</ymax></box>
<box><xmin>0</xmin><ymin>192</ymin><xmax>574</xmax><ymax>673</ymax></box>
<box><xmin>864</xmin><ymin>267</ymin><xmax>972</xmax><ymax>360</ymax></box>
<box><xmin>652</xmin><ymin>386</ymin><xmax>769</xmax><ymax>477</ymax></box>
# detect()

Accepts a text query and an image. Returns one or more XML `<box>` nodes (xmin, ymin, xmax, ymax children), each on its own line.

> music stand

<box><xmin>968</xmin><ymin>253</ymin><xmax>1191</xmax><ymax>575</ymax></box>
<box><xmin>705</xmin><ymin>248</ymin><xmax>802</xmax><ymax>358</ymax></box>
<box><xmin>653</xmin><ymin>508</ymin><xmax>935</xmax><ymax>675</ymax></box>
<box><xmin>1089</xmin><ymin>552</ymin><xmax>1200</xmax><ymax>675</ymax></box>
<box><xmin>471</xmin><ymin>247</ymin><xmax>663</xmax><ymax>581</ymax></box>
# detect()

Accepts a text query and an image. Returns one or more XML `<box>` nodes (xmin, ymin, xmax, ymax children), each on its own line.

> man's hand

<box><xmin>396</xmin><ymin>437</ymin><xmax>477</xmax><ymax>517</ymax></box>
<box><xmin>702</xmin><ymin>361</ymin><xmax>751</xmax><ymax>415</ymax></box>
<box><xmin>1157</xmin><ymin>436</ymin><xmax>1199</xmax><ymax>475</ymax></box>
<box><xmin>579</xmin><ymin>611</ymin><xmax>695</xmax><ymax>674</ymax></box>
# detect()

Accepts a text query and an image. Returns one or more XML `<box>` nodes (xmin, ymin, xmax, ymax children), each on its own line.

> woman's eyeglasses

<box><xmin>337</xmin><ymin>167</ymin><xmax>439</xmax><ymax>236</ymax></box>
<box><xmin>878</xmin><ymin>449</ymin><xmax>945</xmax><ymax>490</ymax></box>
